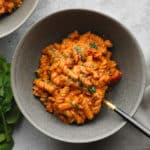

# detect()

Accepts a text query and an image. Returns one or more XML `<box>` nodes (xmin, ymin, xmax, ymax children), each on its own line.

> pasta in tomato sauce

<box><xmin>0</xmin><ymin>0</ymin><xmax>22</xmax><ymax>15</ymax></box>
<box><xmin>33</xmin><ymin>31</ymin><xmax>122</xmax><ymax>124</ymax></box>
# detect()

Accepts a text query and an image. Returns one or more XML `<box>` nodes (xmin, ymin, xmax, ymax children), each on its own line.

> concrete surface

<box><xmin>0</xmin><ymin>0</ymin><xmax>150</xmax><ymax>149</ymax></box>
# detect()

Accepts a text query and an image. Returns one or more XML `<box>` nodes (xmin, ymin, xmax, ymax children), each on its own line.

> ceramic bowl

<box><xmin>11</xmin><ymin>9</ymin><xmax>146</xmax><ymax>143</ymax></box>
<box><xmin>0</xmin><ymin>0</ymin><xmax>39</xmax><ymax>38</ymax></box>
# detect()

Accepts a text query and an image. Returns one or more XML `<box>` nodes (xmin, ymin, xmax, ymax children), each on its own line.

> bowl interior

<box><xmin>12</xmin><ymin>10</ymin><xmax>146</xmax><ymax>143</ymax></box>
<box><xmin>0</xmin><ymin>0</ymin><xmax>39</xmax><ymax>38</ymax></box>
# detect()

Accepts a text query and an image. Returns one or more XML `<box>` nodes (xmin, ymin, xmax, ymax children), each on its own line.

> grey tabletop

<box><xmin>0</xmin><ymin>0</ymin><xmax>150</xmax><ymax>149</ymax></box>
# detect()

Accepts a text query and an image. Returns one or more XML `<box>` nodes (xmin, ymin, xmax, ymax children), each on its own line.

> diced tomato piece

<box><xmin>110</xmin><ymin>71</ymin><xmax>122</xmax><ymax>84</ymax></box>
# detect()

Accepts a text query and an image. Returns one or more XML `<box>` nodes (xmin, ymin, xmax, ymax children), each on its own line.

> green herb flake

<box><xmin>81</xmin><ymin>54</ymin><xmax>86</xmax><ymax>62</ymax></box>
<box><xmin>78</xmin><ymin>82</ymin><xmax>83</xmax><ymax>88</ymax></box>
<box><xmin>74</xmin><ymin>46</ymin><xmax>81</xmax><ymax>52</ymax></box>
<box><xmin>74</xmin><ymin>104</ymin><xmax>79</xmax><ymax>110</ymax></box>
<box><xmin>89</xmin><ymin>42</ymin><xmax>98</xmax><ymax>49</ymax></box>
<box><xmin>50</xmin><ymin>47</ymin><xmax>54</xmax><ymax>51</ymax></box>
<box><xmin>88</xmin><ymin>85</ymin><xmax>96</xmax><ymax>94</ymax></box>
<box><xmin>35</xmin><ymin>73</ymin><xmax>39</xmax><ymax>79</ymax></box>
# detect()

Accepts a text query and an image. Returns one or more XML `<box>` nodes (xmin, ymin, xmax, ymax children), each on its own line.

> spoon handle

<box><xmin>115</xmin><ymin>107</ymin><xmax>150</xmax><ymax>137</ymax></box>
<box><xmin>104</xmin><ymin>100</ymin><xmax>150</xmax><ymax>138</ymax></box>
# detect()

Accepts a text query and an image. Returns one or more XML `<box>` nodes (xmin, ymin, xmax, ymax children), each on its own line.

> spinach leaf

<box><xmin>0</xmin><ymin>140</ymin><xmax>13</xmax><ymax>150</ymax></box>
<box><xmin>6</xmin><ymin>104</ymin><xmax>21</xmax><ymax>124</ymax></box>
<box><xmin>0</xmin><ymin>105</ymin><xmax>11</xmax><ymax>142</ymax></box>
<box><xmin>0</xmin><ymin>133</ymin><xmax>6</xmax><ymax>143</ymax></box>
<box><xmin>0</xmin><ymin>55</ymin><xmax>21</xmax><ymax>150</ymax></box>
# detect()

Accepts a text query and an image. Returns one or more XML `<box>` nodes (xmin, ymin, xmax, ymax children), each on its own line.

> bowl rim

<box><xmin>11</xmin><ymin>8</ymin><xmax>147</xmax><ymax>143</ymax></box>
<box><xmin>0</xmin><ymin>0</ymin><xmax>39</xmax><ymax>39</ymax></box>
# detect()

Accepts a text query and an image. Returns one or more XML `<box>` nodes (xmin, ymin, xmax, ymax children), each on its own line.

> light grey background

<box><xmin>0</xmin><ymin>0</ymin><xmax>150</xmax><ymax>149</ymax></box>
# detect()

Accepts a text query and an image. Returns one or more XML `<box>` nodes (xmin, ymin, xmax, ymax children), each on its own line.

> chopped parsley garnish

<box><xmin>81</xmin><ymin>54</ymin><xmax>86</xmax><ymax>62</ymax></box>
<box><xmin>50</xmin><ymin>47</ymin><xmax>54</xmax><ymax>51</ymax></box>
<box><xmin>35</xmin><ymin>73</ymin><xmax>39</xmax><ymax>79</ymax></box>
<box><xmin>74</xmin><ymin>46</ymin><xmax>81</xmax><ymax>52</ymax></box>
<box><xmin>88</xmin><ymin>85</ymin><xmax>96</xmax><ymax>94</ymax></box>
<box><xmin>89</xmin><ymin>42</ymin><xmax>98</xmax><ymax>49</ymax></box>
<box><xmin>74</xmin><ymin>46</ymin><xmax>86</xmax><ymax>62</ymax></box>
<box><xmin>78</xmin><ymin>82</ymin><xmax>83</xmax><ymax>88</ymax></box>
<box><xmin>74</xmin><ymin>104</ymin><xmax>79</xmax><ymax>110</ymax></box>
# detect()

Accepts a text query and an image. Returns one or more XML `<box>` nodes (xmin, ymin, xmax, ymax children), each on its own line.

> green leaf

<box><xmin>0</xmin><ymin>124</ymin><xmax>4</xmax><ymax>132</ymax></box>
<box><xmin>2</xmin><ymin>86</ymin><xmax>13</xmax><ymax>113</ymax></box>
<box><xmin>3</xmin><ymin>75</ymin><xmax>11</xmax><ymax>87</ymax></box>
<box><xmin>0</xmin><ymin>54</ymin><xmax>21</xmax><ymax>149</ymax></box>
<box><xmin>0</xmin><ymin>60</ymin><xmax>10</xmax><ymax>75</ymax></box>
<box><xmin>0</xmin><ymin>140</ymin><xmax>13</xmax><ymax>150</ymax></box>
<box><xmin>2</xmin><ymin>102</ymin><xmax>12</xmax><ymax>114</ymax></box>
<box><xmin>0</xmin><ymin>133</ymin><xmax>6</xmax><ymax>143</ymax></box>
<box><xmin>0</xmin><ymin>74</ymin><xmax>4</xmax><ymax>87</ymax></box>
<box><xmin>6</xmin><ymin>104</ymin><xmax>21</xmax><ymax>124</ymax></box>
<box><xmin>0</xmin><ymin>105</ymin><xmax>11</xmax><ymax>143</ymax></box>
<box><xmin>4</xmin><ymin>87</ymin><xmax>13</xmax><ymax>103</ymax></box>
<box><xmin>0</xmin><ymin>87</ymin><xmax>5</xmax><ymax>97</ymax></box>
<box><xmin>0</xmin><ymin>56</ymin><xmax>6</xmax><ymax>73</ymax></box>
<box><xmin>0</xmin><ymin>56</ymin><xmax>6</xmax><ymax>62</ymax></box>
<box><xmin>2</xmin><ymin>63</ymin><xmax>9</xmax><ymax>74</ymax></box>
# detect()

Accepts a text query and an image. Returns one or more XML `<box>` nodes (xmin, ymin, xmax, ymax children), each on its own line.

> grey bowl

<box><xmin>11</xmin><ymin>9</ymin><xmax>146</xmax><ymax>143</ymax></box>
<box><xmin>0</xmin><ymin>0</ymin><xmax>39</xmax><ymax>38</ymax></box>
